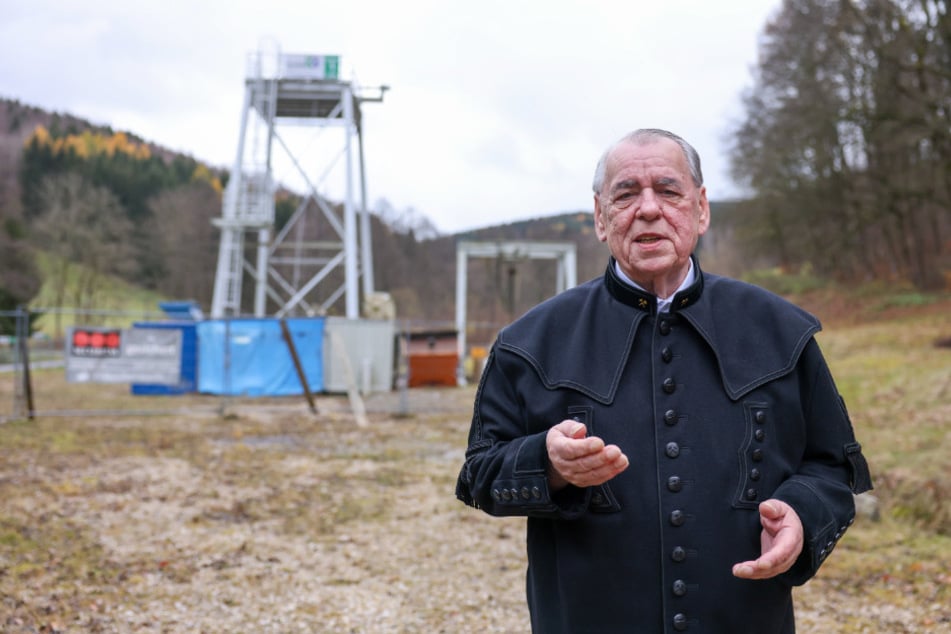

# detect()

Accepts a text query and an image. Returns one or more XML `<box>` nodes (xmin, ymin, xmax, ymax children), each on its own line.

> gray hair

<box><xmin>591</xmin><ymin>128</ymin><xmax>704</xmax><ymax>194</ymax></box>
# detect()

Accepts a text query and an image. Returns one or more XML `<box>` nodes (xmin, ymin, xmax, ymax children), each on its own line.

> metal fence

<box><xmin>1</xmin><ymin>306</ymin><xmax>223</xmax><ymax>422</ymax></box>
<box><xmin>1</xmin><ymin>307</ymin><xmax>482</xmax><ymax>423</ymax></box>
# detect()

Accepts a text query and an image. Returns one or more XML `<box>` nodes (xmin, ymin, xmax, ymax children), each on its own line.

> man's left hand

<box><xmin>732</xmin><ymin>499</ymin><xmax>804</xmax><ymax>580</ymax></box>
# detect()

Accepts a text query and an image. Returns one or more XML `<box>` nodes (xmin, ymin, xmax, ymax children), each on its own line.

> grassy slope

<box><xmin>789</xmin><ymin>287</ymin><xmax>951</xmax><ymax>632</ymax></box>
<box><xmin>28</xmin><ymin>252</ymin><xmax>168</xmax><ymax>337</ymax></box>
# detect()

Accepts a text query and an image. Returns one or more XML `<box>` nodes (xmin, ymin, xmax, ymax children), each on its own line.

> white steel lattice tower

<box><xmin>211</xmin><ymin>49</ymin><xmax>387</xmax><ymax>318</ymax></box>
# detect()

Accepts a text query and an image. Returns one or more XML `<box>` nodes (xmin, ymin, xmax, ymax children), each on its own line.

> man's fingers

<box><xmin>546</xmin><ymin>424</ymin><xmax>629</xmax><ymax>488</ymax></box>
<box><xmin>550</xmin><ymin>420</ymin><xmax>587</xmax><ymax>439</ymax></box>
<box><xmin>552</xmin><ymin>445</ymin><xmax>629</xmax><ymax>487</ymax></box>
<box><xmin>733</xmin><ymin>501</ymin><xmax>804</xmax><ymax>579</ymax></box>
<box><xmin>566</xmin><ymin>422</ymin><xmax>588</xmax><ymax>439</ymax></box>
<box><xmin>732</xmin><ymin>561</ymin><xmax>759</xmax><ymax>578</ymax></box>
<box><xmin>732</xmin><ymin>553</ymin><xmax>785</xmax><ymax>578</ymax></box>
<box><xmin>550</xmin><ymin>432</ymin><xmax>605</xmax><ymax>461</ymax></box>
<box><xmin>732</xmin><ymin>550</ymin><xmax>794</xmax><ymax>579</ymax></box>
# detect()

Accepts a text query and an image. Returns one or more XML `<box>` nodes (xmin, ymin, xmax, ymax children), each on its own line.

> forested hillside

<box><xmin>0</xmin><ymin>99</ymin><xmax>228</xmax><ymax>321</ymax></box>
<box><xmin>0</xmin><ymin>98</ymin><xmax>736</xmax><ymax>337</ymax></box>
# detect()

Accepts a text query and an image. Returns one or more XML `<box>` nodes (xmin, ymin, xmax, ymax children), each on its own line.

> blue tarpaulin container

<box><xmin>158</xmin><ymin>301</ymin><xmax>204</xmax><ymax>321</ymax></box>
<box><xmin>196</xmin><ymin>318</ymin><xmax>325</xmax><ymax>396</ymax></box>
<box><xmin>130</xmin><ymin>321</ymin><xmax>198</xmax><ymax>395</ymax></box>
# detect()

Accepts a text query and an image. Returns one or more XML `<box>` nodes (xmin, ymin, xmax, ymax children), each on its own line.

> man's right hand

<box><xmin>546</xmin><ymin>421</ymin><xmax>629</xmax><ymax>491</ymax></box>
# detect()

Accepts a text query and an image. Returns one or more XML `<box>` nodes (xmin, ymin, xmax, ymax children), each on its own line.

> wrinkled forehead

<box><xmin>605</xmin><ymin>138</ymin><xmax>690</xmax><ymax>181</ymax></box>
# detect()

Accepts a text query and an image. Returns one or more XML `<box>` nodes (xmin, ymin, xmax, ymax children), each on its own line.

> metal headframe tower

<box><xmin>455</xmin><ymin>240</ymin><xmax>577</xmax><ymax>384</ymax></box>
<box><xmin>211</xmin><ymin>47</ymin><xmax>388</xmax><ymax>319</ymax></box>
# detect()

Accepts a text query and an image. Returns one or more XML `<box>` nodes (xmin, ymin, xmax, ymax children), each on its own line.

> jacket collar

<box><xmin>604</xmin><ymin>255</ymin><xmax>704</xmax><ymax>315</ymax></box>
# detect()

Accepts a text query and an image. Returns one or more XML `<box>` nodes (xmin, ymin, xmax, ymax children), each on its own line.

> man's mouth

<box><xmin>635</xmin><ymin>236</ymin><xmax>662</xmax><ymax>243</ymax></box>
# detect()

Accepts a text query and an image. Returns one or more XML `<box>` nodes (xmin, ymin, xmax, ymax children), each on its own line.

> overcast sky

<box><xmin>1</xmin><ymin>0</ymin><xmax>781</xmax><ymax>234</ymax></box>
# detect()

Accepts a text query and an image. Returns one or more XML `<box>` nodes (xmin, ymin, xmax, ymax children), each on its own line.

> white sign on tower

<box><xmin>281</xmin><ymin>54</ymin><xmax>340</xmax><ymax>80</ymax></box>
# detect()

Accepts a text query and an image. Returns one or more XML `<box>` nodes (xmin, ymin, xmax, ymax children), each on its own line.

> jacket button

<box><xmin>665</xmin><ymin>442</ymin><xmax>680</xmax><ymax>458</ymax></box>
<box><xmin>671</xmin><ymin>546</ymin><xmax>687</xmax><ymax>562</ymax></box>
<box><xmin>754</xmin><ymin>428</ymin><xmax>766</xmax><ymax>442</ymax></box>
<box><xmin>521</xmin><ymin>487</ymin><xmax>531</xmax><ymax>500</ymax></box>
<box><xmin>591</xmin><ymin>492</ymin><xmax>605</xmax><ymax>505</ymax></box>
<box><xmin>661</xmin><ymin>346</ymin><xmax>673</xmax><ymax>363</ymax></box>
<box><xmin>532</xmin><ymin>486</ymin><xmax>541</xmax><ymax>499</ymax></box>
<box><xmin>673</xmin><ymin>613</ymin><xmax>688</xmax><ymax>631</ymax></box>
<box><xmin>750</xmin><ymin>468</ymin><xmax>761</xmax><ymax>481</ymax></box>
<box><xmin>746</xmin><ymin>488</ymin><xmax>758</xmax><ymax>501</ymax></box>
<box><xmin>672</xmin><ymin>579</ymin><xmax>688</xmax><ymax>597</ymax></box>
<box><xmin>501</xmin><ymin>489</ymin><xmax>512</xmax><ymax>501</ymax></box>
<box><xmin>664</xmin><ymin>409</ymin><xmax>677</xmax><ymax>425</ymax></box>
<box><xmin>669</xmin><ymin>510</ymin><xmax>685</xmax><ymax>526</ymax></box>
<box><xmin>667</xmin><ymin>475</ymin><xmax>683</xmax><ymax>492</ymax></box>
<box><xmin>751</xmin><ymin>449</ymin><xmax>764</xmax><ymax>462</ymax></box>
<box><xmin>755</xmin><ymin>410</ymin><xmax>767</xmax><ymax>424</ymax></box>
<box><xmin>659</xmin><ymin>320</ymin><xmax>671</xmax><ymax>335</ymax></box>
<box><xmin>492</xmin><ymin>489</ymin><xmax>501</xmax><ymax>500</ymax></box>
<box><xmin>662</xmin><ymin>378</ymin><xmax>676</xmax><ymax>394</ymax></box>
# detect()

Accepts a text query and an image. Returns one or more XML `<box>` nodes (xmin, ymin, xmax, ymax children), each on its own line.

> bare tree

<box><xmin>32</xmin><ymin>172</ymin><xmax>134</xmax><ymax>335</ymax></box>
<box><xmin>728</xmin><ymin>0</ymin><xmax>949</xmax><ymax>288</ymax></box>
<box><xmin>145</xmin><ymin>181</ymin><xmax>220</xmax><ymax>307</ymax></box>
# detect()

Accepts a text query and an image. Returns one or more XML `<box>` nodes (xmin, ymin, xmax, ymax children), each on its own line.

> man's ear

<box><xmin>697</xmin><ymin>186</ymin><xmax>711</xmax><ymax>235</ymax></box>
<box><xmin>594</xmin><ymin>195</ymin><xmax>608</xmax><ymax>242</ymax></box>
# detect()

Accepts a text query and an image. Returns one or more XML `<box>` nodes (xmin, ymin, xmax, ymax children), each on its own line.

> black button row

<box><xmin>746</xmin><ymin>409</ymin><xmax>769</xmax><ymax>500</ymax></box>
<box><xmin>492</xmin><ymin>486</ymin><xmax>541</xmax><ymax>501</ymax></box>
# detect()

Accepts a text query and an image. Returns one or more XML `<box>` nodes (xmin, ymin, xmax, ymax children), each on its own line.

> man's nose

<box><xmin>635</xmin><ymin>190</ymin><xmax>662</xmax><ymax>219</ymax></box>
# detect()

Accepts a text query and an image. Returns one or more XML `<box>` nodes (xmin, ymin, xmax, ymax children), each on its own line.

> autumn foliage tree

<box><xmin>17</xmin><ymin>123</ymin><xmax>226</xmax><ymax>304</ymax></box>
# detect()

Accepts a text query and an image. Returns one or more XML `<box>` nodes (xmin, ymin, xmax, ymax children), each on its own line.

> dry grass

<box><xmin>0</xmin><ymin>296</ymin><xmax>949</xmax><ymax>633</ymax></box>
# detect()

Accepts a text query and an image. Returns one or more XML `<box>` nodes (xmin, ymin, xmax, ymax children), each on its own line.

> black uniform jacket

<box><xmin>456</xmin><ymin>258</ymin><xmax>873</xmax><ymax>634</ymax></box>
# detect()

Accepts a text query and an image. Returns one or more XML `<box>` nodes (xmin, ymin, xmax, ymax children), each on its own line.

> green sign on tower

<box><xmin>324</xmin><ymin>55</ymin><xmax>340</xmax><ymax>80</ymax></box>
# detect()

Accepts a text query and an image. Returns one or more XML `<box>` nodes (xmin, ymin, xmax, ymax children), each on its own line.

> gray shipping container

<box><xmin>322</xmin><ymin>317</ymin><xmax>395</xmax><ymax>394</ymax></box>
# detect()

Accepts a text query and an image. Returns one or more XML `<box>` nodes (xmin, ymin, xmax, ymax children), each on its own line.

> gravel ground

<box><xmin>1</xmin><ymin>386</ymin><xmax>948</xmax><ymax>633</ymax></box>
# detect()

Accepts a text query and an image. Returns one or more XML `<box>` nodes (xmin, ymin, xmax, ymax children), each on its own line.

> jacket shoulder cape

<box><xmin>497</xmin><ymin>264</ymin><xmax>821</xmax><ymax>402</ymax></box>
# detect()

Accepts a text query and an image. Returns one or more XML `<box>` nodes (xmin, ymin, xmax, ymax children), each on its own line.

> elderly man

<box><xmin>456</xmin><ymin>129</ymin><xmax>872</xmax><ymax>633</ymax></box>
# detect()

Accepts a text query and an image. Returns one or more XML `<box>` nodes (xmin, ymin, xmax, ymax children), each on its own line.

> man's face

<box><xmin>594</xmin><ymin>138</ymin><xmax>710</xmax><ymax>292</ymax></box>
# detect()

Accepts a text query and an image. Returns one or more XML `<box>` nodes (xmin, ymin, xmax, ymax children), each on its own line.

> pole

<box><xmin>279</xmin><ymin>319</ymin><xmax>317</xmax><ymax>415</ymax></box>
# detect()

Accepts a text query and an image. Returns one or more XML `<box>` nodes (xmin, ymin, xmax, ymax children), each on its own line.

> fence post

<box><xmin>13</xmin><ymin>306</ymin><xmax>35</xmax><ymax>420</ymax></box>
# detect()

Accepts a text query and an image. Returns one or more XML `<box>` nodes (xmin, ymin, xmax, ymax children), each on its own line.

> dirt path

<box><xmin>1</xmin><ymin>387</ymin><xmax>948</xmax><ymax>633</ymax></box>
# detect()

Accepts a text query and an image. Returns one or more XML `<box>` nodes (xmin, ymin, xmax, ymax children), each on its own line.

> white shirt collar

<box><xmin>614</xmin><ymin>259</ymin><xmax>695</xmax><ymax>313</ymax></box>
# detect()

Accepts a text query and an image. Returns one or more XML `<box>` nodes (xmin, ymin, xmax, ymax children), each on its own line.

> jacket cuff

<box><xmin>490</xmin><ymin>431</ymin><xmax>588</xmax><ymax>519</ymax></box>
<box><xmin>774</xmin><ymin>478</ymin><xmax>855</xmax><ymax>586</ymax></box>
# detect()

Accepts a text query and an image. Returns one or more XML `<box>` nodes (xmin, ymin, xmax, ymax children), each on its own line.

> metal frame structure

<box><xmin>211</xmin><ymin>50</ymin><xmax>387</xmax><ymax>319</ymax></box>
<box><xmin>455</xmin><ymin>240</ymin><xmax>577</xmax><ymax>383</ymax></box>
